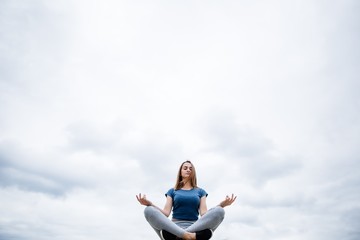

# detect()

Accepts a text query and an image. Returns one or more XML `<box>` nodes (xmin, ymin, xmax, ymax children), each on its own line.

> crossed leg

<box><xmin>144</xmin><ymin>206</ymin><xmax>225</xmax><ymax>239</ymax></box>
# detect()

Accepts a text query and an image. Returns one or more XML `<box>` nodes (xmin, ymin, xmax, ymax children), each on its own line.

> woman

<box><xmin>136</xmin><ymin>160</ymin><xmax>236</xmax><ymax>240</ymax></box>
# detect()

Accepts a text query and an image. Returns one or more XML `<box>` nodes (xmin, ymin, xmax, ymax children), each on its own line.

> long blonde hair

<box><xmin>174</xmin><ymin>160</ymin><xmax>198</xmax><ymax>190</ymax></box>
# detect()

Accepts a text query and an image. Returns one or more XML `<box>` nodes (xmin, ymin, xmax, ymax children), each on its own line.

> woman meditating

<box><xmin>136</xmin><ymin>160</ymin><xmax>236</xmax><ymax>240</ymax></box>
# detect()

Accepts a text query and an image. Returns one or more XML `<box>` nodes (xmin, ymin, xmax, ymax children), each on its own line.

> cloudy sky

<box><xmin>1</xmin><ymin>0</ymin><xmax>359</xmax><ymax>239</ymax></box>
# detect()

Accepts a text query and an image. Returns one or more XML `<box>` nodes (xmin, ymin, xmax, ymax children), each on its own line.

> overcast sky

<box><xmin>1</xmin><ymin>0</ymin><xmax>359</xmax><ymax>240</ymax></box>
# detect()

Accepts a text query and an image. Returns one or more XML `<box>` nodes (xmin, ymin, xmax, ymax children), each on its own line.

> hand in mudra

<box><xmin>219</xmin><ymin>193</ymin><xmax>237</xmax><ymax>208</ymax></box>
<box><xmin>136</xmin><ymin>193</ymin><xmax>152</xmax><ymax>206</ymax></box>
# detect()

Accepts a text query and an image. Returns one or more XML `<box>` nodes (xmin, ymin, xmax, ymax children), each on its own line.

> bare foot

<box><xmin>182</xmin><ymin>232</ymin><xmax>196</xmax><ymax>240</ymax></box>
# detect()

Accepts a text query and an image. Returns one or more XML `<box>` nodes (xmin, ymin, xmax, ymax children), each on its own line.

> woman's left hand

<box><xmin>219</xmin><ymin>193</ymin><xmax>237</xmax><ymax>208</ymax></box>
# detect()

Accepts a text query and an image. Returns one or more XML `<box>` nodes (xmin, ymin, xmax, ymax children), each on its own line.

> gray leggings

<box><xmin>144</xmin><ymin>206</ymin><xmax>225</xmax><ymax>239</ymax></box>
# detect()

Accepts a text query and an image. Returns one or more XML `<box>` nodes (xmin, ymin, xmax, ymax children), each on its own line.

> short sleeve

<box><xmin>165</xmin><ymin>188</ymin><xmax>175</xmax><ymax>199</ymax></box>
<box><xmin>199</xmin><ymin>188</ymin><xmax>208</xmax><ymax>198</ymax></box>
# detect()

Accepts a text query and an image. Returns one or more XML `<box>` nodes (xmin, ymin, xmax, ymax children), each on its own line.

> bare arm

<box><xmin>162</xmin><ymin>196</ymin><xmax>173</xmax><ymax>217</ymax></box>
<box><xmin>199</xmin><ymin>196</ymin><xmax>208</xmax><ymax>216</ymax></box>
<box><xmin>136</xmin><ymin>193</ymin><xmax>173</xmax><ymax>217</ymax></box>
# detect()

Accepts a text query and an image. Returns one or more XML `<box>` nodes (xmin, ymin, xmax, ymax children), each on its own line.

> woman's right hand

<box><xmin>136</xmin><ymin>193</ymin><xmax>153</xmax><ymax>206</ymax></box>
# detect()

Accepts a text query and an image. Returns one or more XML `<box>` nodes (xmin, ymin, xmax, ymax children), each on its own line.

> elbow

<box><xmin>200</xmin><ymin>210</ymin><xmax>207</xmax><ymax>216</ymax></box>
<box><xmin>163</xmin><ymin>211</ymin><xmax>171</xmax><ymax>217</ymax></box>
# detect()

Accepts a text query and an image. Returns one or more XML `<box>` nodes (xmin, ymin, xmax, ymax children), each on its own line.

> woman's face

<box><xmin>181</xmin><ymin>162</ymin><xmax>193</xmax><ymax>179</ymax></box>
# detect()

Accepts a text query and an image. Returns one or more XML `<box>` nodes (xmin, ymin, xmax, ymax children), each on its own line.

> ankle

<box><xmin>182</xmin><ymin>232</ymin><xmax>196</xmax><ymax>240</ymax></box>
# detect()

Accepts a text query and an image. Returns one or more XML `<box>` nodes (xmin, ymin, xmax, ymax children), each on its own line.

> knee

<box><xmin>214</xmin><ymin>206</ymin><xmax>225</xmax><ymax>220</ymax></box>
<box><xmin>144</xmin><ymin>206</ymin><xmax>156</xmax><ymax>220</ymax></box>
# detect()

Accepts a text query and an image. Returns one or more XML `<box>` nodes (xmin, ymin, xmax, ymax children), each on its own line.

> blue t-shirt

<box><xmin>165</xmin><ymin>187</ymin><xmax>208</xmax><ymax>221</ymax></box>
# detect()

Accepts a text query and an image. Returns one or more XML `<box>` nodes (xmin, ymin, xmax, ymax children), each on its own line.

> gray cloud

<box><xmin>198</xmin><ymin>112</ymin><xmax>302</xmax><ymax>185</ymax></box>
<box><xmin>0</xmin><ymin>141</ymin><xmax>91</xmax><ymax>196</ymax></box>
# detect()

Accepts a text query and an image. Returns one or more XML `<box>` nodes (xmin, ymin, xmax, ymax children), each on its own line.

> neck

<box><xmin>182</xmin><ymin>180</ymin><xmax>192</xmax><ymax>189</ymax></box>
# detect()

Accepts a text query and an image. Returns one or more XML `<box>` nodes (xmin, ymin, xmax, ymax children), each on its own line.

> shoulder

<box><xmin>165</xmin><ymin>188</ymin><xmax>175</xmax><ymax>197</ymax></box>
<box><xmin>195</xmin><ymin>187</ymin><xmax>208</xmax><ymax>197</ymax></box>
